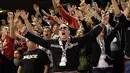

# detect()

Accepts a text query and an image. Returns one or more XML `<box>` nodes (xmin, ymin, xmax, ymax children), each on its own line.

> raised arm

<box><xmin>33</xmin><ymin>4</ymin><xmax>41</xmax><ymax>18</ymax></box>
<box><xmin>23</xmin><ymin>30</ymin><xmax>50</xmax><ymax>49</ymax></box>
<box><xmin>7</xmin><ymin>12</ymin><xmax>15</xmax><ymax>38</ymax></box>
<box><xmin>33</xmin><ymin>4</ymin><xmax>50</xmax><ymax>26</ymax></box>
<box><xmin>111</xmin><ymin>0</ymin><xmax>121</xmax><ymax>14</ymax></box>
<box><xmin>116</xmin><ymin>7</ymin><xmax>130</xmax><ymax>27</ymax></box>
<box><xmin>78</xmin><ymin>14</ymin><xmax>109</xmax><ymax>45</ymax></box>
<box><xmin>55</xmin><ymin>0</ymin><xmax>71</xmax><ymax>22</ymax></box>
<box><xmin>41</xmin><ymin>9</ymin><xmax>58</xmax><ymax>25</ymax></box>
<box><xmin>20</xmin><ymin>10</ymin><xmax>34</xmax><ymax>33</ymax></box>
<box><xmin>54</xmin><ymin>0</ymin><xmax>79</xmax><ymax>29</ymax></box>
<box><xmin>120</xmin><ymin>0</ymin><xmax>127</xmax><ymax>10</ymax></box>
<box><xmin>15</xmin><ymin>19</ymin><xmax>51</xmax><ymax>49</ymax></box>
<box><xmin>106</xmin><ymin>22</ymin><xmax>121</xmax><ymax>44</ymax></box>
<box><xmin>41</xmin><ymin>9</ymin><xmax>50</xmax><ymax>17</ymax></box>
<box><xmin>17</xmin><ymin>66</ymin><xmax>22</xmax><ymax>73</ymax></box>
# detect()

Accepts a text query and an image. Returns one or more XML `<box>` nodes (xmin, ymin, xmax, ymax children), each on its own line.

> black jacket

<box><xmin>116</xmin><ymin>14</ymin><xmax>130</xmax><ymax>57</ymax></box>
<box><xmin>89</xmin><ymin>22</ymin><xmax>121</xmax><ymax>67</ymax></box>
<box><xmin>23</xmin><ymin>24</ymin><xmax>103</xmax><ymax>72</ymax></box>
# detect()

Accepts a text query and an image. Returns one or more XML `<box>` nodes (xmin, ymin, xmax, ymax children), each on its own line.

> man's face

<box><xmin>76</xmin><ymin>29</ymin><xmax>84</xmax><ymax>37</ymax></box>
<box><xmin>59</xmin><ymin>24</ymin><xmax>70</xmax><ymax>40</ymax></box>
<box><xmin>26</xmin><ymin>39</ymin><xmax>36</xmax><ymax>49</ymax></box>
<box><xmin>52</xmin><ymin>25</ymin><xmax>59</xmax><ymax>33</ymax></box>
<box><xmin>1</xmin><ymin>26</ymin><xmax>9</xmax><ymax>36</ymax></box>
<box><xmin>43</xmin><ymin>28</ymin><xmax>52</xmax><ymax>39</ymax></box>
<box><xmin>1</xmin><ymin>20</ymin><xmax>6</xmax><ymax>25</ymax></box>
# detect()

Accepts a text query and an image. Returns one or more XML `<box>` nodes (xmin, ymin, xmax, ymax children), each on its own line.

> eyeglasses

<box><xmin>59</xmin><ymin>27</ymin><xmax>68</xmax><ymax>31</ymax></box>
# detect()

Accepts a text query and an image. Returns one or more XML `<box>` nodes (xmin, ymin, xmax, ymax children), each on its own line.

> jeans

<box><xmin>92</xmin><ymin>67</ymin><xmax>113</xmax><ymax>73</ymax></box>
<box><xmin>124</xmin><ymin>61</ymin><xmax>130</xmax><ymax>73</ymax></box>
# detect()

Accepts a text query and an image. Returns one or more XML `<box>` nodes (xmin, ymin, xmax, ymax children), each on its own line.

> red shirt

<box><xmin>58</xmin><ymin>5</ymin><xmax>80</xmax><ymax>29</ymax></box>
<box><xmin>2</xmin><ymin>35</ymin><xmax>14</xmax><ymax>59</ymax></box>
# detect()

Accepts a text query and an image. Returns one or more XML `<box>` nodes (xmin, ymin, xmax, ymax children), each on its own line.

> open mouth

<box><xmin>45</xmin><ymin>34</ymin><xmax>48</xmax><ymax>36</ymax></box>
<box><xmin>62</xmin><ymin>32</ymin><xmax>65</xmax><ymax>35</ymax></box>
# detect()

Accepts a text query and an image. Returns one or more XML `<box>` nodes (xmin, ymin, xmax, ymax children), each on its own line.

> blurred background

<box><xmin>0</xmin><ymin>0</ymin><xmax>109</xmax><ymax>22</ymax></box>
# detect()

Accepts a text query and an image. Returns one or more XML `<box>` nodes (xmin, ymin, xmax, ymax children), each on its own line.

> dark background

<box><xmin>0</xmin><ymin>0</ymin><xmax>109</xmax><ymax>20</ymax></box>
<box><xmin>0</xmin><ymin>0</ymin><xmax>81</xmax><ymax>20</ymax></box>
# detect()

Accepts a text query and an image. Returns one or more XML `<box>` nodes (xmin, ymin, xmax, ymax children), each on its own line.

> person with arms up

<box><xmin>17</xmin><ymin>10</ymin><xmax>109</xmax><ymax>73</ymax></box>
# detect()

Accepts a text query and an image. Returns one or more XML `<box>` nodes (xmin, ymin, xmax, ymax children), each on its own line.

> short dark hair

<box><xmin>43</xmin><ymin>26</ymin><xmax>52</xmax><ymax>33</ymax></box>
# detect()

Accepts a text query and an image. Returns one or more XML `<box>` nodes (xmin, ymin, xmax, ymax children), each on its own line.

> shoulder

<box><xmin>7</xmin><ymin>35</ymin><xmax>15</xmax><ymax>40</ymax></box>
<box><xmin>36</xmin><ymin>49</ymin><xmax>47</xmax><ymax>55</ymax></box>
<box><xmin>23</xmin><ymin>51</ymin><xmax>29</xmax><ymax>55</ymax></box>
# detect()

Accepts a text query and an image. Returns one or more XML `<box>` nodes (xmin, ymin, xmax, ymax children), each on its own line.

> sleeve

<box><xmin>41</xmin><ymin>51</ymin><xmax>51</xmax><ymax>65</ymax></box>
<box><xmin>91</xmin><ymin>16</ymin><xmax>101</xmax><ymax>25</ymax></box>
<box><xmin>23</xmin><ymin>29</ymin><xmax>51</xmax><ymax>49</ymax></box>
<box><xmin>108</xmin><ymin>13</ymin><xmax>117</xmax><ymax>27</ymax></box>
<box><xmin>115</xmin><ymin>13</ymin><xmax>130</xmax><ymax>28</ymax></box>
<box><xmin>57</xmin><ymin>5</ymin><xmax>79</xmax><ymax>29</ymax></box>
<box><xmin>57</xmin><ymin>5</ymin><xmax>72</xmax><ymax>24</ymax></box>
<box><xmin>81</xmin><ymin>20</ymin><xmax>91</xmax><ymax>33</ymax></box>
<box><xmin>77</xmin><ymin>24</ymin><xmax>104</xmax><ymax>46</ymax></box>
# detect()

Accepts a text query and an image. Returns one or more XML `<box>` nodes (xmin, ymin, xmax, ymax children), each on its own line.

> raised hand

<box><xmin>55</xmin><ymin>17</ymin><xmax>64</xmax><ymax>24</ymax></box>
<box><xmin>67</xmin><ymin>5</ymin><xmax>73</xmax><ymax>12</ymax></box>
<box><xmin>33</xmin><ymin>4</ymin><xmax>40</xmax><ymax>12</ymax></box>
<box><xmin>111</xmin><ymin>0</ymin><xmax>121</xmax><ymax>14</ymax></box>
<box><xmin>49</xmin><ymin>9</ymin><xmax>55</xmax><ymax>16</ymax></box>
<box><xmin>75</xmin><ymin>10</ymin><xmax>84</xmax><ymax>20</ymax></box>
<box><xmin>72</xmin><ymin>5</ymin><xmax>77</xmax><ymax>10</ymax></box>
<box><xmin>7</xmin><ymin>12</ymin><xmax>14</xmax><ymax>18</ymax></box>
<box><xmin>31</xmin><ymin>15</ymin><xmax>37</xmax><ymax>22</ymax></box>
<box><xmin>92</xmin><ymin>2</ymin><xmax>99</xmax><ymax>11</ymax></box>
<box><xmin>101</xmin><ymin>13</ymin><xmax>109</xmax><ymax>25</ymax></box>
<box><xmin>37</xmin><ymin>18</ymin><xmax>42</xmax><ymax>24</ymax></box>
<box><xmin>20</xmin><ymin>10</ymin><xmax>29</xmax><ymax>20</ymax></box>
<box><xmin>80</xmin><ymin>0</ymin><xmax>85</xmax><ymax>3</ymax></box>
<box><xmin>14</xmin><ymin>10</ymin><xmax>20</xmax><ymax>23</ymax></box>
<box><xmin>123</xmin><ymin>7</ymin><xmax>130</xmax><ymax>17</ymax></box>
<box><xmin>41</xmin><ymin>9</ymin><xmax>50</xmax><ymax>16</ymax></box>
<box><xmin>54</xmin><ymin>0</ymin><xmax>60</xmax><ymax>6</ymax></box>
<box><xmin>7</xmin><ymin>12</ymin><xmax>14</xmax><ymax>24</ymax></box>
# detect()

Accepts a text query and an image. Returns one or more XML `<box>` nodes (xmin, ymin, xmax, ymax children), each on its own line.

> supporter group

<box><xmin>0</xmin><ymin>0</ymin><xmax>130</xmax><ymax>73</ymax></box>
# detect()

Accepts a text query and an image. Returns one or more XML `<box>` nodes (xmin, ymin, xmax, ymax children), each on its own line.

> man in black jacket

<box><xmin>111</xmin><ymin>0</ymin><xmax>130</xmax><ymax>73</ymax></box>
<box><xmin>91</xmin><ymin>22</ymin><xmax>121</xmax><ymax>73</ymax></box>
<box><xmin>17</xmin><ymin>15</ymin><xmax>108</xmax><ymax>73</ymax></box>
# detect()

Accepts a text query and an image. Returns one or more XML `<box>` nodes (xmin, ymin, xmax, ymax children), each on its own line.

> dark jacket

<box><xmin>115</xmin><ymin>14</ymin><xmax>130</xmax><ymax>57</ymax></box>
<box><xmin>23</xmin><ymin>24</ymin><xmax>103</xmax><ymax>72</ymax></box>
<box><xmin>89</xmin><ymin>22</ymin><xmax>121</xmax><ymax>67</ymax></box>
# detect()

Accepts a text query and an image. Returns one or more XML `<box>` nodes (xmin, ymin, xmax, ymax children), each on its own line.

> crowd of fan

<box><xmin>0</xmin><ymin>0</ymin><xmax>130</xmax><ymax>73</ymax></box>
